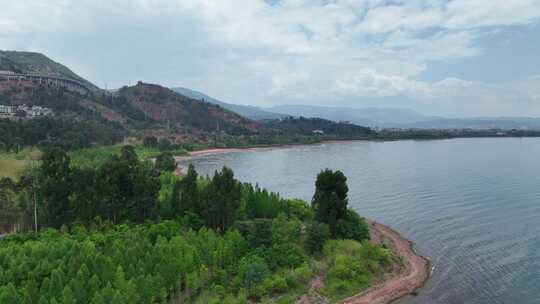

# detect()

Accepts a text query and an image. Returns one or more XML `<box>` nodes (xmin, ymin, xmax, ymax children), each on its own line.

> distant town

<box><xmin>0</xmin><ymin>104</ymin><xmax>53</xmax><ymax>118</ymax></box>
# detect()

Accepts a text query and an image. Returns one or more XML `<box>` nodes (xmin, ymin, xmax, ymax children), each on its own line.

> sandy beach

<box><xmin>174</xmin><ymin>140</ymin><xmax>364</xmax><ymax>163</ymax></box>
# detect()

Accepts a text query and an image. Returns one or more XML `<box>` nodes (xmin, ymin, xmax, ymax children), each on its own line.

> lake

<box><xmin>182</xmin><ymin>138</ymin><xmax>540</xmax><ymax>304</ymax></box>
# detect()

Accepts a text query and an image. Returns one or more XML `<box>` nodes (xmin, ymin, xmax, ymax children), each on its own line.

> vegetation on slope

<box><xmin>0</xmin><ymin>50</ymin><xmax>98</xmax><ymax>89</ymax></box>
<box><xmin>117</xmin><ymin>82</ymin><xmax>260</xmax><ymax>135</ymax></box>
<box><xmin>264</xmin><ymin>116</ymin><xmax>374</xmax><ymax>139</ymax></box>
<box><xmin>0</xmin><ymin>79</ymin><xmax>380</xmax><ymax>154</ymax></box>
<box><xmin>0</xmin><ymin>80</ymin><xmax>265</xmax><ymax>151</ymax></box>
<box><xmin>0</xmin><ymin>84</ymin><xmax>127</xmax><ymax>151</ymax></box>
<box><xmin>0</xmin><ymin>146</ymin><xmax>393</xmax><ymax>303</ymax></box>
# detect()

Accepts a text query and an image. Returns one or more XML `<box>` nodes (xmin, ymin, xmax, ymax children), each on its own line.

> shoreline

<box><xmin>175</xmin><ymin>142</ymin><xmax>431</xmax><ymax>304</ymax></box>
<box><xmin>173</xmin><ymin>141</ymin><xmax>357</xmax><ymax>174</ymax></box>
<box><xmin>175</xmin><ymin>135</ymin><xmax>535</xmax><ymax>164</ymax></box>
<box><xmin>339</xmin><ymin>220</ymin><xmax>431</xmax><ymax>304</ymax></box>
<box><xmin>174</xmin><ymin>139</ymin><xmax>366</xmax><ymax>162</ymax></box>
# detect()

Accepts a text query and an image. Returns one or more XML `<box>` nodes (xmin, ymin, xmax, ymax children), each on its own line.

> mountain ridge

<box><xmin>172</xmin><ymin>86</ymin><xmax>286</xmax><ymax>120</ymax></box>
<box><xmin>4</xmin><ymin>50</ymin><xmax>539</xmax><ymax>131</ymax></box>
<box><xmin>266</xmin><ymin>104</ymin><xmax>437</xmax><ymax>126</ymax></box>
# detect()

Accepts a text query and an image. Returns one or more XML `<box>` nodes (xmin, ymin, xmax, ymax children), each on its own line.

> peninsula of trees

<box><xmin>0</xmin><ymin>146</ymin><xmax>395</xmax><ymax>303</ymax></box>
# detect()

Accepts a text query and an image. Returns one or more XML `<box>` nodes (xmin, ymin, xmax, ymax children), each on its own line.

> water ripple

<box><xmin>185</xmin><ymin>138</ymin><xmax>540</xmax><ymax>304</ymax></box>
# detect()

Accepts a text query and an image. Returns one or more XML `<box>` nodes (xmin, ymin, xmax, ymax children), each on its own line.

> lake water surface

<box><xmin>182</xmin><ymin>138</ymin><xmax>540</xmax><ymax>304</ymax></box>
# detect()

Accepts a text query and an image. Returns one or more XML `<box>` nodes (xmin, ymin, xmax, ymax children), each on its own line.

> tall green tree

<box><xmin>96</xmin><ymin>153</ymin><xmax>159</xmax><ymax>224</ymax></box>
<box><xmin>0</xmin><ymin>177</ymin><xmax>20</xmax><ymax>233</ymax></box>
<box><xmin>311</xmin><ymin>169</ymin><xmax>348</xmax><ymax>236</ymax></box>
<box><xmin>70</xmin><ymin>168</ymin><xmax>98</xmax><ymax>224</ymax></box>
<box><xmin>175</xmin><ymin>164</ymin><xmax>199</xmax><ymax>216</ymax></box>
<box><xmin>203</xmin><ymin>167</ymin><xmax>241</xmax><ymax>231</ymax></box>
<box><xmin>129</xmin><ymin>161</ymin><xmax>160</xmax><ymax>222</ymax></box>
<box><xmin>39</xmin><ymin>147</ymin><xmax>72</xmax><ymax>228</ymax></box>
<box><xmin>96</xmin><ymin>158</ymin><xmax>131</xmax><ymax>224</ymax></box>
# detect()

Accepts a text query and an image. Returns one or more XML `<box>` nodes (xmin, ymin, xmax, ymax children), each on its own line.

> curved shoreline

<box><xmin>174</xmin><ymin>140</ymin><xmax>364</xmax><ymax>162</ymax></box>
<box><xmin>175</xmin><ymin>145</ymin><xmax>431</xmax><ymax>303</ymax></box>
<box><xmin>340</xmin><ymin>220</ymin><xmax>431</xmax><ymax>304</ymax></box>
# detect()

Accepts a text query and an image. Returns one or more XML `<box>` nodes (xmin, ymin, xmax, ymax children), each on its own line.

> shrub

<box><xmin>335</xmin><ymin>210</ymin><xmax>370</xmax><ymax>242</ymax></box>
<box><xmin>305</xmin><ymin>221</ymin><xmax>330</xmax><ymax>254</ymax></box>
<box><xmin>238</xmin><ymin>255</ymin><xmax>271</xmax><ymax>290</ymax></box>
<box><xmin>263</xmin><ymin>275</ymin><xmax>288</xmax><ymax>294</ymax></box>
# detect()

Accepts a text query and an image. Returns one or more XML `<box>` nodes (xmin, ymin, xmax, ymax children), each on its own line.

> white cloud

<box><xmin>445</xmin><ymin>0</ymin><xmax>540</xmax><ymax>29</ymax></box>
<box><xmin>0</xmin><ymin>19</ymin><xmax>21</xmax><ymax>34</ymax></box>
<box><xmin>333</xmin><ymin>69</ymin><xmax>430</xmax><ymax>97</ymax></box>
<box><xmin>0</xmin><ymin>0</ymin><xmax>540</xmax><ymax>116</ymax></box>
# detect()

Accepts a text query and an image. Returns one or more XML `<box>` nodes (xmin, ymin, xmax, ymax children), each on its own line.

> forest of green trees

<box><xmin>0</xmin><ymin>146</ymin><xmax>392</xmax><ymax>303</ymax></box>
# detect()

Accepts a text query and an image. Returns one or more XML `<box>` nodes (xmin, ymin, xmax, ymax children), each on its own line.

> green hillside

<box><xmin>0</xmin><ymin>50</ymin><xmax>98</xmax><ymax>89</ymax></box>
<box><xmin>0</xmin><ymin>51</ymin><xmax>380</xmax><ymax>154</ymax></box>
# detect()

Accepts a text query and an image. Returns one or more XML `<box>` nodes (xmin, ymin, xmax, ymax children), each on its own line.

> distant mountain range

<box><xmin>400</xmin><ymin>117</ymin><xmax>540</xmax><ymax>130</ymax></box>
<box><xmin>172</xmin><ymin>87</ymin><xmax>285</xmax><ymax>120</ymax></box>
<box><xmin>267</xmin><ymin>105</ymin><xmax>540</xmax><ymax>130</ymax></box>
<box><xmin>265</xmin><ymin>105</ymin><xmax>437</xmax><ymax>126</ymax></box>
<box><xmin>171</xmin><ymin>90</ymin><xmax>540</xmax><ymax>130</ymax></box>
<box><xmin>3</xmin><ymin>49</ymin><xmax>539</xmax><ymax>131</ymax></box>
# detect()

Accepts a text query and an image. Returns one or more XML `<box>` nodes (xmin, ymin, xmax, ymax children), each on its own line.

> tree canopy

<box><xmin>0</xmin><ymin>148</ymin><xmax>379</xmax><ymax>303</ymax></box>
<box><xmin>312</xmin><ymin>169</ymin><xmax>349</xmax><ymax>236</ymax></box>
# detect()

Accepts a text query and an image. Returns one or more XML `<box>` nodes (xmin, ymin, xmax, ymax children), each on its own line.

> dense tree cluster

<box><xmin>264</xmin><ymin>116</ymin><xmax>374</xmax><ymax>138</ymax></box>
<box><xmin>0</xmin><ymin>148</ymin><xmax>380</xmax><ymax>303</ymax></box>
<box><xmin>6</xmin><ymin>146</ymin><xmax>160</xmax><ymax>230</ymax></box>
<box><xmin>0</xmin><ymin>117</ymin><xmax>125</xmax><ymax>152</ymax></box>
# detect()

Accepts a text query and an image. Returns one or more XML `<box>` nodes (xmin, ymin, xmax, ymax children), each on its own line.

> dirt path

<box><xmin>297</xmin><ymin>275</ymin><xmax>329</xmax><ymax>304</ymax></box>
<box><xmin>340</xmin><ymin>220</ymin><xmax>430</xmax><ymax>304</ymax></box>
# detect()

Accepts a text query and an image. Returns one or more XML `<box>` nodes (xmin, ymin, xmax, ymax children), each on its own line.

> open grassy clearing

<box><xmin>69</xmin><ymin>145</ymin><xmax>188</xmax><ymax>168</ymax></box>
<box><xmin>0</xmin><ymin>148</ymin><xmax>41</xmax><ymax>180</ymax></box>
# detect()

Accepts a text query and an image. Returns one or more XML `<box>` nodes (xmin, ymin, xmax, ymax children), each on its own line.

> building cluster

<box><xmin>0</xmin><ymin>104</ymin><xmax>53</xmax><ymax>118</ymax></box>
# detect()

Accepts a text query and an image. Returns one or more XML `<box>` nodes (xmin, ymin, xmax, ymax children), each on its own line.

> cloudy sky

<box><xmin>1</xmin><ymin>0</ymin><xmax>540</xmax><ymax>117</ymax></box>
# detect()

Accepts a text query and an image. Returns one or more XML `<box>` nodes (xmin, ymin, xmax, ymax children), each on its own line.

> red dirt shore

<box><xmin>174</xmin><ymin>146</ymin><xmax>431</xmax><ymax>303</ymax></box>
<box><xmin>340</xmin><ymin>220</ymin><xmax>431</xmax><ymax>304</ymax></box>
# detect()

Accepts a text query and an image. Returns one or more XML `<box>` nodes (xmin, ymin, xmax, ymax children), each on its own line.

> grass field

<box><xmin>0</xmin><ymin>145</ymin><xmax>188</xmax><ymax>179</ymax></box>
<box><xmin>69</xmin><ymin>145</ymin><xmax>188</xmax><ymax>168</ymax></box>
<box><xmin>0</xmin><ymin>148</ymin><xmax>41</xmax><ymax>180</ymax></box>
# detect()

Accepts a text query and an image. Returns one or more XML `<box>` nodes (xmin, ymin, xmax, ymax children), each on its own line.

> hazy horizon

<box><xmin>1</xmin><ymin>0</ymin><xmax>539</xmax><ymax>117</ymax></box>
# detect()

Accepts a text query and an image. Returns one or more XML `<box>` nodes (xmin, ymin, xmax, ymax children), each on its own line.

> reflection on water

<box><xmin>183</xmin><ymin>138</ymin><xmax>540</xmax><ymax>304</ymax></box>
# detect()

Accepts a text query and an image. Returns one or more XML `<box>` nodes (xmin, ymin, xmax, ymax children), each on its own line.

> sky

<box><xmin>1</xmin><ymin>0</ymin><xmax>540</xmax><ymax>117</ymax></box>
